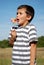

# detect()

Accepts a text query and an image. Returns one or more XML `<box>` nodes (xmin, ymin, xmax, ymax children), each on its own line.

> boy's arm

<box><xmin>30</xmin><ymin>42</ymin><xmax>37</xmax><ymax>65</ymax></box>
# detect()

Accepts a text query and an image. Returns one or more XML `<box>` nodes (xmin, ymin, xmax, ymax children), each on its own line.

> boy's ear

<box><xmin>27</xmin><ymin>15</ymin><xmax>32</xmax><ymax>21</ymax></box>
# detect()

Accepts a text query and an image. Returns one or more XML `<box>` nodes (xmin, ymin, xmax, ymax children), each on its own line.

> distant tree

<box><xmin>0</xmin><ymin>39</ymin><xmax>12</xmax><ymax>48</ymax></box>
<box><xmin>37</xmin><ymin>36</ymin><xmax>44</xmax><ymax>47</ymax></box>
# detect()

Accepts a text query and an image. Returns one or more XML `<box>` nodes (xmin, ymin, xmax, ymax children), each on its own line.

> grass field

<box><xmin>0</xmin><ymin>48</ymin><xmax>44</xmax><ymax>65</ymax></box>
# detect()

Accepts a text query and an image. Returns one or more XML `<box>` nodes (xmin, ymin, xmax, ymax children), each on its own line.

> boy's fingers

<box><xmin>10</xmin><ymin>30</ymin><xmax>16</xmax><ymax>36</ymax></box>
<box><xmin>11</xmin><ymin>18</ymin><xmax>16</xmax><ymax>23</ymax></box>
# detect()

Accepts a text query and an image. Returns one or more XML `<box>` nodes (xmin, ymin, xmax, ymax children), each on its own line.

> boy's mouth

<box><xmin>16</xmin><ymin>19</ymin><xmax>19</xmax><ymax>22</ymax></box>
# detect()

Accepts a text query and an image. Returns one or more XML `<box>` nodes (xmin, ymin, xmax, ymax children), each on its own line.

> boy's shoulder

<box><xmin>29</xmin><ymin>23</ymin><xmax>35</xmax><ymax>26</ymax></box>
<box><xmin>26</xmin><ymin>23</ymin><xmax>36</xmax><ymax>31</ymax></box>
<box><xmin>27</xmin><ymin>23</ymin><xmax>35</xmax><ymax>28</ymax></box>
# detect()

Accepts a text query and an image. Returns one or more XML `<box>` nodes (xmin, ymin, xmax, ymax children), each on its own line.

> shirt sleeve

<box><xmin>29</xmin><ymin>24</ymin><xmax>38</xmax><ymax>43</ymax></box>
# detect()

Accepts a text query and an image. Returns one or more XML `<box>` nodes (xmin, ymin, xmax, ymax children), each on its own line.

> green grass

<box><xmin>0</xmin><ymin>59</ymin><xmax>11</xmax><ymax>65</ymax></box>
<box><xmin>0</xmin><ymin>48</ymin><xmax>12</xmax><ymax>65</ymax></box>
<box><xmin>0</xmin><ymin>48</ymin><xmax>44</xmax><ymax>65</ymax></box>
<box><xmin>37</xmin><ymin>58</ymin><xmax>44</xmax><ymax>65</ymax></box>
<box><xmin>37</xmin><ymin>48</ymin><xmax>44</xmax><ymax>65</ymax></box>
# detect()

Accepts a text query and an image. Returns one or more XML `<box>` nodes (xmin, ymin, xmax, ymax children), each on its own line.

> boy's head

<box><xmin>17</xmin><ymin>5</ymin><xmax>35</xmax><ymax>23</ymax></box>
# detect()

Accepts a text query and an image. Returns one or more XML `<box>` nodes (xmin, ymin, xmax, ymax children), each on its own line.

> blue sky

<box><xmin>0</xmin><ymin>0</ymin><xmax>44</xmax><ymax>40</ymax></box>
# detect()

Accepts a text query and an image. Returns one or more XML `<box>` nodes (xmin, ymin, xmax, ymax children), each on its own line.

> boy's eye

<box><xmin>17</xmin><ymin>12</ymin><xmax>22</xmax><ymax>15</ymax></box>
<box><xmin>20</xmin><ymin>12</ymin><xmax>22</xmax><ymax>15</ymax></box>
<box><xmin>17</xmin><ymin>12</ymin><xmax>18</xmax><ymax>15</ymax></box>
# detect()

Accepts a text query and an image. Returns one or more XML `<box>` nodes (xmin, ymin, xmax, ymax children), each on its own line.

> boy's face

<box><xmin>16</xmin><ymin>8</ymin><xmax>31</xmax><ymax>26</ymax></box>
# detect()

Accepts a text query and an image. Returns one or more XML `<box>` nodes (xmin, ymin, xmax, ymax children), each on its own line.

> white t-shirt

<box><xmin>11</xmin><ymin>24</ymin><xmax>38</xmax><ymax>65</ymax></box>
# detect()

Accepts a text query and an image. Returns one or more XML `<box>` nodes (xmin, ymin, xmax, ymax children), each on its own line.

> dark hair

<box><xmin>17</xmin><ymin>5</ymin><xmax>35</xmax><ymax>22</ymax></box>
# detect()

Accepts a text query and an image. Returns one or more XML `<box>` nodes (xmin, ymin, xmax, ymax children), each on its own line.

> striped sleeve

<box><xmin>29</xmin><ymin>24</ymin><xmax>38</xmax><ymax>43</ymax></box>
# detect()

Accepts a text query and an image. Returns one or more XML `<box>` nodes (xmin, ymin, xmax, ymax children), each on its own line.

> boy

<box><xmin>9</xmin><ymin>5</ymin><xmax>38</xmax><ymax>65</ymax></box>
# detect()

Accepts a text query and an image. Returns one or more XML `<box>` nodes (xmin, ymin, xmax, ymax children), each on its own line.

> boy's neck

<box><xmin>20</xmin><ymin>21</ymin><xmax>29</xmax><ymax>27</ymax></box>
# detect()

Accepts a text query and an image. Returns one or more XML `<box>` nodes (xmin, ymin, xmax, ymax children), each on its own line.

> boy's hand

<box><xmin>9</xmin><ymin>36</ymin><xmax>14</xmax><ymax>46</ymax></box>
<box><xmin>10</xmin><ymin>30</ymin><xmax>17</xmax><ymax>40</ymax></box>
<box><xmin>9</xmin><ymin>30</ymin><xmax>17</xmax><ymax>46</ymax></box>
<box><xmin>11</xmin><ymin>18</ymin><xmax>17</xmax><ymax>23</ymax></box>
